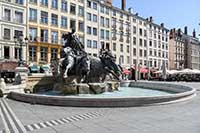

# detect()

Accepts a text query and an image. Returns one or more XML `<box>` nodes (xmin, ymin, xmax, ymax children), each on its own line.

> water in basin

<box><xmin>36</xmin><ymin>87</ymin><xmax>175</xmax><ymax>98</ymax></box>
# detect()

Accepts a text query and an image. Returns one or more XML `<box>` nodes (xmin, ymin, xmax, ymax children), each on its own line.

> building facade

<box><xmin>0</xmin><ymin>0</ymin><xmax>27</xmax><ymax>61</ymax></box>
<box><xmin>26</xmin><ymin>0</ymin><xmax>169</xmax><ymax>69</ymax></box>
<box><xmin>169</xmin><ymin>27</ymin><xmax>200</xmax><ymax>70</ymax></box>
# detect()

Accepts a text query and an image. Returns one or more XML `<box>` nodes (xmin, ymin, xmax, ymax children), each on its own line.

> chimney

<box><xmin>121</xmin><ymin>0</ymin><xmax>126</xmax><ymax>11</ymax></box>
<box><xmin>193</xmin><ymin>29</ymin><xmax>196</xmax><ymax>38</ymax></box>
<box><xmin>184</xmin><ymin>26</ymin><xmax>188</xmax><ymax>35</ymax></box>
<box><xmin>149</xmin><ymin>16</ymin><xmax>153</xmax><ymax>22</ymax></box>
<box><xmin>161</xmin><ymin>23</ymin><xmax>164</xmax><ymax>28</ymax></box>
<box><xmin>135</xmin><ymin>13</ymin><xmax>138</xmax><ymax>16</ymax></box>
<box><xmin>177</xmin><ymin>28</ymin><xmax>181</xmax><ymax>37</ymax></box>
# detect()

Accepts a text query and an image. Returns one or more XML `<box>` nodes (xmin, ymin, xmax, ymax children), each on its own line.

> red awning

<box><xmin>140</xmin><ymin>68</ymin><xmax>148</xmax><ymax>73</ymax></box>
<box><xmin>123</xmin><ymin>69</ymin><xmax>131</xmax><ymax>74</ymax></box>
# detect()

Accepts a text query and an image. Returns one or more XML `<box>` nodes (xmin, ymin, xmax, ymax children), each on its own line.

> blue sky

<box><xmin>113</xmin><ymin>0</ymin><xmax>200</xmax><ymax>37</ymax></box>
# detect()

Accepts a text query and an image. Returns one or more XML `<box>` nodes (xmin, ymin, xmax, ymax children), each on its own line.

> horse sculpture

<box><xmin>52</xmin><ymin>30</ymin><xmax>122</xmax><ymax>83</ymax></box>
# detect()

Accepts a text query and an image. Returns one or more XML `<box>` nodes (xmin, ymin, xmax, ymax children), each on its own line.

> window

<box><xmin>139</xmin><ymin>39</ymin><xmax>143</xmax><ymax>47</ymax></box>
<box><xmin>29</xmin><ymin>28</ymin><xmax>37</xmax><ymax>41</ymax></box>
<box><xmin>154</xmin><ymin>50</ymin><xmax>157</xmax><ymax>57</ymax></box>
<box><xmin>29</xmin><ymin>46</ymin><xmax>37</xmax><ymax>61</ymax></box>
<box><xmin>51</xmin><ymin>14</ymin><xmax>58</xmax><ymax>26</ymax></box>
<box><xmin>41</xmin><ymin>11</ymin><xmax>48</xmax><ymax>24</ymax></box>
<box><xmin>133</xmin><ymin>26</ymin><xmax>136</xmax><ymax>34</ymax></box>
<box><xmin>14</xmin><ymin>30</ymin><xmax>23</xmax><ymax>38</ymax></box>
<box><xmin>41</xmin><ymin>0</ymin><xmax>48</xmax><ymax>6</ymax></box>
<box><xmin>140</xmin><ymin>49</ymin><xmax>142</xmax><ymax>57</ymax></box>
<box><xmin>100</xmin><ymin>29</ymin><xmax>104</xmax><ymax>39</ymax></box>
<box><xmin>4</xmin><ymin>47</ymin><xmax>9</xmax><ymax>59</ymax></box>
<box><xmin>93</xmin><ymin>27</ymin><xmax>97</xmax><ymax>36</ymax></box>
<box><xmin>51</xmin><ymin>48</ymin><xmax>57</xmax><ymax>60</ymax></box>
<box><xmin>61</xmin><ymin>0</ymin><xmax>67</xmax><ymax>12</ymax></box>
<box><xmin>154</xmin><ymin>40</ymin><xmax>157</xmax><ymax>48</ymax></box>
<box><xmin>87</xmin><ymin>13</ymin><xmax>91</xmax><ymax>21</ymax></box>
<box><xmin>78</xmin><ymin>6</ymin><xmax>84</xmax><ymax>17</ymax></box>
<box><xmin>105</xmin><ymin>7</ymin><xmax>109</xmax><ymax>15</ymax></box>
<box><xmin>3</xmin><ymin>28</ymin><xmax>10</xmax><ymax>40</ymax></box>
<box><xmin>120</xmin><ymin>44</ymin><xmax>123</xmax><ymax>52</ymax></box>
<box><xmin>87</xmin><ymin>40</ymin><xmax>92</xmax><ymax>48</ymax></box>
<box><xmin>105</xmin><ymin>18</ymin><xmax>109</xmax><ymax>28</ymax></box>
<box><xmin>15</xmin><ymin>11</ymin><xmax>23</xmax><ymax>23</ymax></box>
<box><xmin>51</xmin><ymin>0</ymin><xmax>58</xmax><ymax>9</ymax></box>
<box><xmin>87</xmin><ymin>0</ymin><xmax>91</xmax><ymax>8</ymax></box>
<box><xmin>133</xmin><ymin>48</ymin><xmax>136</xmax><ymax>56</ymax></box>
<box><xmin>100</xmin><ymin>6</ymin><xmax>104</xmax><ymax>13</ymax></box>
<box><xmin>133</xmin><ymin>37</ymin><xmax>136</xmax><ymax>45</ymax></box>
<box><xmin>29</xmin><ymin>8</ymin><xmax>37</xmax><ymax>22</ymax></box>
<box><xmin>144</xmin><ymin>50</ymin><xmax>147</xmax><ymax>57</ymax></box>
<box><xmin>149</xmin><ymin>40</ymin><xmax>152</xmax><ymax>47</ymax></box>
<box><xmin>127</xmin><ymin>45</ymin><xmax>130</xmax><ymax>53</ymax></box>
<box><xmin>100</xmin><ymin>16</ymin><xmax>104</xmax><ymax>26</ymax></box>
<box><xmin>16</xmin><ymin>0</ymin><xmax>23</xmax><ymax>4</ymax></box>
<box><xmin>61</xmin><ymin>16</ymin><xmax>67</xmax><ymax>28</ymax></box>
<box><xmin>40</xmin><ymin>29</ymin><xmax>48</xmax><ymax>42</ymax></box>
<box><xmin>139</xmin><ymin>28</ymin><xmax>142</xmax><ymax>36</ymax></box>
<box><xmin>78</xmin><ymin>21</ymin><xmax>84</xmax><ymax>32</ymax></box>
<box><xmin>87</xmin><ymin>26</ymin><xmax>91</xmax><ymax>35</ymax></box>
<box><xmin>40</xmin><ymin>47</ymin><xmax>48</xmax><ymax>62</ymax></box>
<box><xmin>70</xmin><ymin>19</ymin><xmax>76</xmax><ymax>29</ymax></box>
<box><xmin>113</xmin><ymin>43</ymin><xmax>116</xmax><ymax>51</ymax></box>
<box><xmin>4</xmin><ymin>9</ymin><xmax>11</xmax><ymax>21</ymax></box>
<box><xmin>70</xmin><ymin>3</ymin><xmax>76</xmax><ymax>15</ymax></box>
<box><xmin>15</xmin><ymin>47</ymin><xmax>20</xmax><ymax>59</ymax></box>
<box><xmin>106</xmin><ymin>30</ymin><xmax>109</xmax><ymax>40</ymax></box>
<box><xmin>120</xmin><ymin>12</ymin><xmax>123</xmax><ymax>18</ymax></box>
<box><xmin>51</xmin><ymin>31</ymin><xmax>58</xmax><ymax>43</ymax></box>
<box><xmin>119</xmin><ymin>55</ymin><xmax>124</xmax><ymax>64</ymax></box>
<box><xmin>144</xmin><ymin>40</ymin><xmax>147</xmax><ymax>47</ymax></box>
<box><xmin>144</xmin><ymin>30</ymin><xmax>147</xmax><ymax>37</ymax></box>
<box><xmin>127</xmin><ymin>56</ymin><xmax>130</xmax><ymax>64</ymax></box>
<box><xmin>93</xmin><ymin>2</ymin><xmax>97</xmax><ymax>10</ymax></box>
<box><xmin>93</xmin><ymin>40</ymin><xmax>97</xmax><ymax>49</ymax></box>
<box><xmin>113</xmin><ymin>10</ymin><xmax>116</xmax><ymax>16</ymax></box>
<box><xmin>93</xmin><ymin>14</ymin><xmax>97</xmax><ymax>22</ymax></box>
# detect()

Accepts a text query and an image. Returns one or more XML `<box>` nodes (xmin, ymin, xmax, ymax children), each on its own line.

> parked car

<box><xmin>29</xmin><ymin>64</ymin><xmax>40</xmax><ymax>73</ymax></box>
<box><xmin>40</xmin><ymin>65</ymin><xmax>50</xmax><ymax>73</ymax></box>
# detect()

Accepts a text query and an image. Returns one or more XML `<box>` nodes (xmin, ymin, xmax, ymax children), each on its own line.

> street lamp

<box><xmin>14</xmin><ymin>34</ymin><xmax>28</xmax><ymax>67</ymax></box>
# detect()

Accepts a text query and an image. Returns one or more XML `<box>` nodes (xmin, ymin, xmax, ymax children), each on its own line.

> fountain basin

<box><xmin>8</xmin><ymin>81</ymin><xmax>196</xmax><ymax>107</ymax></box>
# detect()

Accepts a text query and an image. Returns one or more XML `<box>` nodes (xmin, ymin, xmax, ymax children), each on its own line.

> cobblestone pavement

<box><xmin>0</xmin><ymin>82</ymin><xmax>200</xmax><ymax>133</ymax></box>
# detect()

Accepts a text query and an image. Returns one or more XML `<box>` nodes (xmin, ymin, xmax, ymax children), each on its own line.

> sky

<box><xmin>113</xmin><ymin>0</ymin><xmax>200</xmax><ymax>37</ymax></box>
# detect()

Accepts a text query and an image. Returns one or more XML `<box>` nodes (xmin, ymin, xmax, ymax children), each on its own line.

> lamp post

<box><xmin>14</xmin><ymin>34</ymin><xmax>28</xmax><ymax>67</ymax></box>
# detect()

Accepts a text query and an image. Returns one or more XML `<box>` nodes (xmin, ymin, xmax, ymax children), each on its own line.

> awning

<box><xmin>140</xmin><ymin>68</ymin><xmax>148</xmax><ymax>73</ymax></box>
<box><xmin>123</xmin><ymin>69</ymin><xmax>131</xmax><ymax>74</ymax></box>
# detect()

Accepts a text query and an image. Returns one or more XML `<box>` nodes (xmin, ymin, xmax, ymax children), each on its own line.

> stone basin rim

<box><xmin>8</xmin><ymin>81</ymin><xmax>196</xmax><ymax>107</ymax></box>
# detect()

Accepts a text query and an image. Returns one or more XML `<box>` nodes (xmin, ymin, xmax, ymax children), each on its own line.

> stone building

<box><xmin>24</xmin><ymin>0</ymin><xmax>170</xmax><ymax>71</ymax></box>
<box><xmin>169</xmin><ymin>27</ymin><xmax>200</xmax><ymax>70</ymax></box>
<box><xmin>0</xmin><ymin>0</ymin><xmax>27</xmax><ymax>61</ymax></box>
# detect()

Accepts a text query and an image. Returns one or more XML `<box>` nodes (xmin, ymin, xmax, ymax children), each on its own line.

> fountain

<box><xmin>6</xmin><ymin>30</ymin><xmax>196</xmax><ymax>107</ymax></box>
